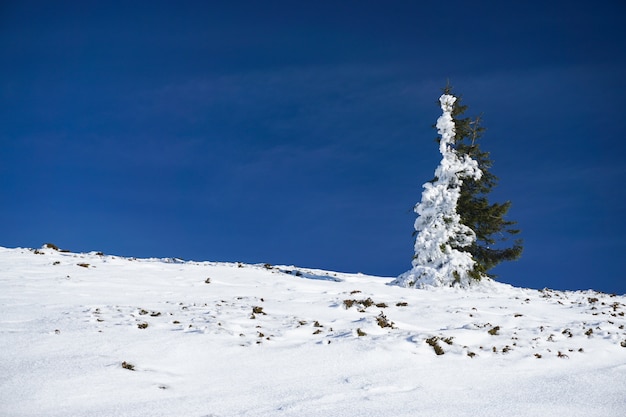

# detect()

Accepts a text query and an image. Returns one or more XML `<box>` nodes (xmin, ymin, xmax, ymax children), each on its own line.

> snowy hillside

<box><xmin>1</xmin><ymin>245</ymin><xmax>625</xmax><ymax>417</ymax></box>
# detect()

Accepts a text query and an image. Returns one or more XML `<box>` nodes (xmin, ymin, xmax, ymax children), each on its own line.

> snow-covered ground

<box><xmin>1</xmin><ymin>245</ymin><xmax>625</xmax><ymax>416</ymax></box>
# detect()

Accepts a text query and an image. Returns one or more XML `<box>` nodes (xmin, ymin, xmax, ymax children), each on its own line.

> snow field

<box><xmin>1</xmin><ymin>246</ymin><xmax>625</xmax><ymax>416</ymax></box>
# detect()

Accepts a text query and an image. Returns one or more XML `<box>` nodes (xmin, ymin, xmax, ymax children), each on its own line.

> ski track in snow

<box><xmin>1</xmin><ymin>246</ymin><xmax>625</xmax><ymax>416</ymax></box>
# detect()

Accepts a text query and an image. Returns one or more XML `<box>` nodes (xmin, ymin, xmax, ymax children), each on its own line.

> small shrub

<box><xmin>53</xmin><ymin>261</ymin><xmax>60</xmax><ymax>265</ymax></box>
<box><xmin>137</xmin><ymin>322</ymin><xmax>148</xmax><ymax>329</ymax></box>
<box><xmin>467</xmin><ymin>351</ymin><xmax>476</xmax><ymax>358</ymax></box>
<box><xmin>356</xmin><ymin>328</ymin><xmax>367</xmax><ymax>336</ymax></box>
<box><xmin>534</xmin><ymin>353</ymin><xmax>542</xmax><ymax>359</ymax></box>
<box><xmin>313</xmin><ymin>321</ymin><xmax>323</xmax><ymax>328</ymax></box>
<box><xmin>350</xmin><ymin>290</ymin><xmax>362</xmax><ymax>295</ymax></box>
<box><xmin>122</xmin><ymin>361</ymin><xmax>135</xmax><ymax>371</ymax></box>
<box><xmin>396</xmin><ymin>302</ymin><xmax>408</xmax><ymax>307</ymax></box>
<box><xmin>585</xmin><ymin>328</ymin><xmax>593</xmax><ymax>336</ymax></box>
<box><xmin>77</xmin><ymin>263</ymin><xmax>90</xmax><ymax>268</ymax></box>
<box><xmin>313</xmin><ymin>329</ymin><xmax>323</xmax><ymax>335</ymax></box>
<box><xmin>44</xmin><ymin>243</ymin><xmax>59</xmax><ymax>251</ymax></box>
<box><xmin>375</xmin><ymin>302</ymin><xmax>388</xmax><ymax>308</ymax></box>
<box><xmin>343</xmin><ymin>299</ymin><xmax>355</xmax><ymax>309</ymax></box>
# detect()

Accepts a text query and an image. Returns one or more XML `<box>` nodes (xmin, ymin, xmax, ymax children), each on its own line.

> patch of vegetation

<box><xmin>313</xmin><ymin>321</ymin><xmax>323</xmax><ymax>328</ymax></box>
<box><xmin>137</xmin><ymin>322</ymin><xmax>148</xmax><ymax>329</ymax></box>
<box><xmin>442</xmin><ymin>336</ymin><xmax>454</xmax><ymax>345</ymax></box>
<box><xmin>44</xmin><ymin>243</ymin><xmax>59</xmax><ymax>251</ymax></box>
<box><xmin>77</xmin><ymin>263</ymin><xmax>90</xmax><ymax>268</ymax></box>
<box><xmin>585</xmin><ymin>328</ymin><xmax>593</xmax><ymax>336</ymax></box>
<box><xmin>375</xmin><ymin>302</ymin><xmax>388</xmax><ymax>308</ymax></box>
<box><xmin>252</xmin><ymin>306</ymin><xmax>266</xmax><ymax>315</ymax></box>
<box><xmin>425</xmin><ymin>336</ymin><xmax>445</xmax><ymax>355</ymax></box>
<box><xmin>562</xmin><ymin>328</ymin><xmax>573</xmax><ymax>338</ymax></box>
<box><xmin>376</xmin><ymin>312</ymin><xmax>395</xmax><ymax>329</ymax></box>
<box><xmin>350</xmin><ymin>290</ymin><xmax>362</xmax><ymax>295</ymax></box>
<box><xmin>122</xmin><ymin>361</ymin><xmax>135</xmax><ymax>371</ymax></box>
<box><xmin>396</xmin><ymin>302</ymin><xmax>408</xmax><ymax>307</ymax></box>
<box><xmin>342</xmin><ymin>297</ymin><xmax>374</xmax><ymax>311</ymax></box>
<box><xmin>488</xmin><ymin>326</ymin><xmax>500</xmax><ymax>335</ymax></box>
<box><xmin>356</xmin><ymin>328</ymin><xmax>367</xmax><ymax>337</ymax></box>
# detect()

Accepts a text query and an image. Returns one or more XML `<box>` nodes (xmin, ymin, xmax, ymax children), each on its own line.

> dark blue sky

<box><xmin>2</xmin><ymin>1</ymin><xmax>625</xmax><ymax>294</ymax></box>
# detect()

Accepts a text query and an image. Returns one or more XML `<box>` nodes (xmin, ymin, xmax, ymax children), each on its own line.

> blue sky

<box><xmin>2</xmin><ymin>1</ymin><xmax>625</xmax><ymax>294</ymax></box>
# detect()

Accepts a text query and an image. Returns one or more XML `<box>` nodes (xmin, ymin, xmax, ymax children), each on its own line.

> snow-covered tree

<box><xmin>442</xmin><ymin>85</ymin><xmax>523</xmax><ymax>279</ymax></box>
<box><xmin>392</xmin><ymin>94</ymin><xmax>482</xmax><ymax>288</ymax></box>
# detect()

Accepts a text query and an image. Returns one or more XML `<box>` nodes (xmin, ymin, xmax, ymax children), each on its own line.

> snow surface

<box><xmin>394</xmin><ymin>94</ymin><xmax>483</xmax><ymax>288</ymax></box>
<box><xmin>1</xmin><ymin>246</ymin><xmax>625</xmax><ymax>416</ymax></box>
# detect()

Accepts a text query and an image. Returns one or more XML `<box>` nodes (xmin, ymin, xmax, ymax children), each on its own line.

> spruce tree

<box><xmin>442</xmin><ymin>85</ymin><xmax>523</xmax><ymax>279</ymax></box>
